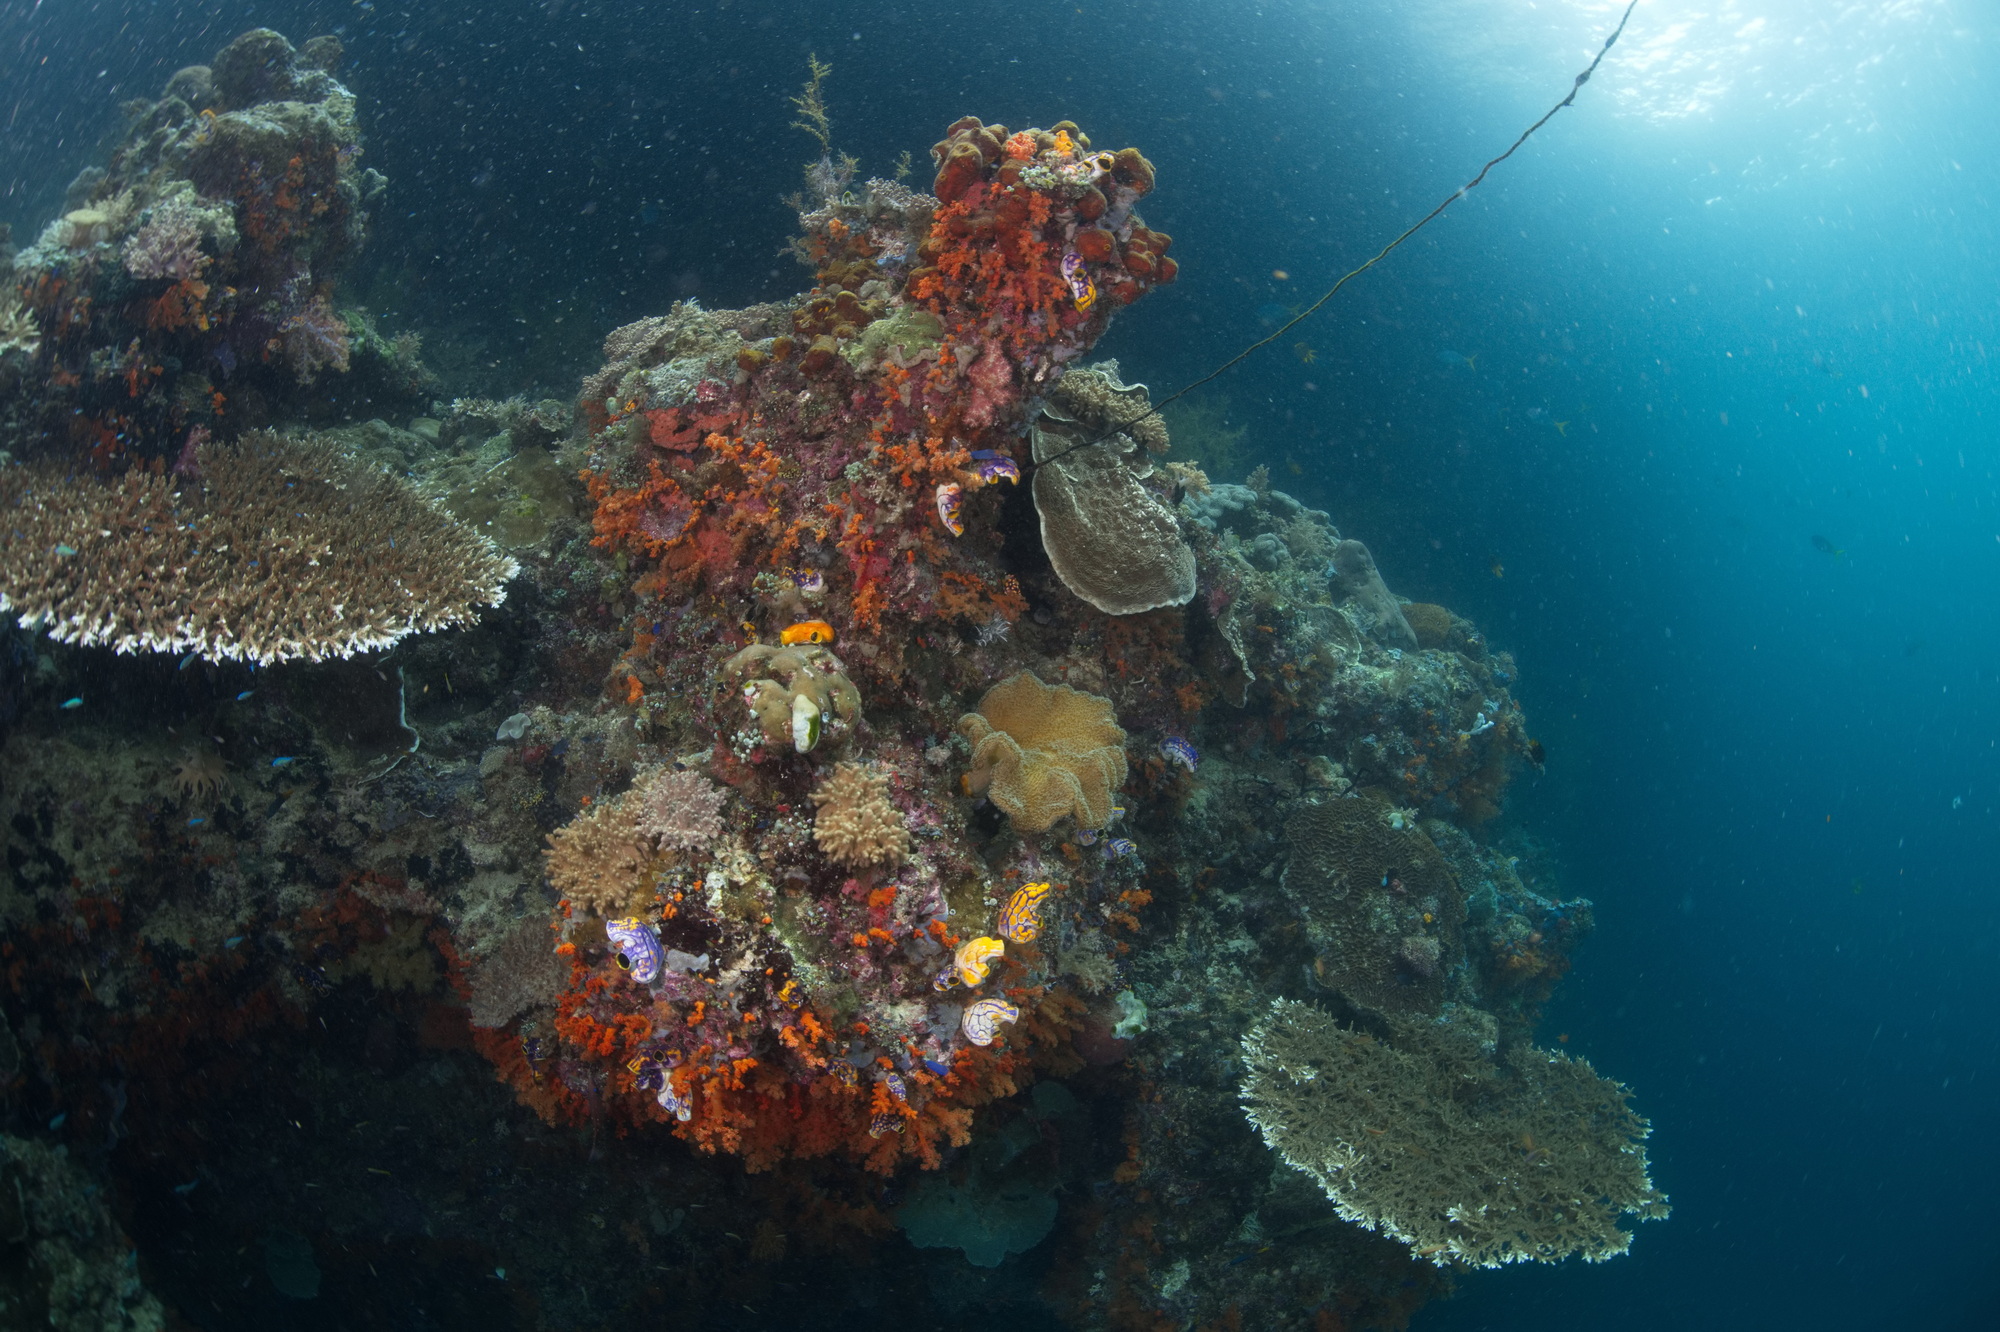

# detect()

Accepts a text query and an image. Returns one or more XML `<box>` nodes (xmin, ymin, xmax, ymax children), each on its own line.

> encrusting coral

<box><xmin>959</xmin><ymin>671</ymin><xmax>1129</xmax><ymax>833</ymax></box>
<box><xmin>0</xmin><ymin>431</ymin><xmax>516</xmax><ymax>664</ymax></box>
<box><xmin>1240</xmin><ymin>999</ymin><xmax>1669</xmax><ymax>1268</ymax></box>
<box><xmin>811</xmin><ymin>762</ymin><xmax>913</xmax><ymax>868</ymax></box>
<box><xmin>1282</xmin><ymin>794</ymin><xmax>1466</xmax><ymax>1019</ymax></box>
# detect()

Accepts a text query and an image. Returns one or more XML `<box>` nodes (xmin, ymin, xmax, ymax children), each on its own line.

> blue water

<box><xmin>6</xmin><ymin>1</ymin><xmax>1997</xmax><ymax>1326</ymax></box>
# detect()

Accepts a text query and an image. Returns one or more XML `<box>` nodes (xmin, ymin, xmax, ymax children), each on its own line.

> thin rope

<box><xmin>1037</xmin><ymin>0</ymin><xmax>1641</xmax><ymax>469</ymax></box>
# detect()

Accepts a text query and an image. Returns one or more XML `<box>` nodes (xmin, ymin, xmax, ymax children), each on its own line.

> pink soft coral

<box><xmin>631</xmin><ymin>767</ymin><xmax>728</xmax><ymax>851</ymax></box>
<box><xmin>960</xmin><ymin>342</ymin><xmax>1014</xmax><ymax>430</ymax></box>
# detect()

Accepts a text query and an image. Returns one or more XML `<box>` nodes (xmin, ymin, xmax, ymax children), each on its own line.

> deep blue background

<box><xmin>5</xmin><ymin>1</ymin><xmax>1996</xmax><ymax>1326</ymax></box>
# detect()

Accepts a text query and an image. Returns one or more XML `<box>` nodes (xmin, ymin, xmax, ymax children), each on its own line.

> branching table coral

<box><xmin>1240</xmin><ymin>999</ymin><xmax>1669</xmax><ymax>1268</ymax></box>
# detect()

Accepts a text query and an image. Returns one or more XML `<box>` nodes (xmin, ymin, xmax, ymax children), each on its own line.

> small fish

<box><xmin>225</xmin><ymin>936</ymin><xmax>244</xmax><ymax>948</ymax></box>
<box><xmin>1161</xmin><ymin>736</ymin><xmax>1199</xmax><ymax>772</ymax></box>
<box><xmin>1488</xmin><ymin>557</ymin><xmax>1505</xmax><ymax>580</ymax></box>
<box><xmin>953</xmin><ymin>935</ymin><xmax>1006</xmax><ymax>987</ymax></box>
<box><xmin>60</xmin><ymin>697</ymin><xmax>83</xmax><ymax>710</ymax></box>
<box><xmin>178</xmin><ymin>652</ymin><xmax>198</xmax><ymax>671</ymax></box>
<box><xmin>270</xmin><ymin>756</ymin><xmax>295</xmax><ymax>767</ymax></box>
<box><xmin>1294</xmin><ymin>342</ymin><xmax>1317</xmax><ymax>363</ymax></box>
<box><xmin>187</xmin><ymin>817</ymin><xmax>205</xmax><ymax>827</ymax></box>
<box><xmin>1810</xmin><ymin>534</ymin><xmax>1846</xmax><ymax>558</ymax></box>
<box><xmin>779</xmin><ymin>620</ymin><xmax>836</xmax><ymax>646</ymax></box>
<box><xmin>48</xmin><ymin>1113</ymin><xmax>66</xmax><ymax>1130</ymax></box>
<box><xmin>1438</xmin><ymin>349</ymin><xmax>1479</xmax><ymax>371</ymax></box>
<box><xmin>1104</xmin><ymin>837</ymin><xmax>1137</xmax><ymax>859</ymax></box>
<box><xmin>880</xmin><ymin>1071</ymin><xmax>908</xmax><ymax>1103</ymax></box>
<box><xmin>996</xmin><ymin>882</ymin><xmax>1052</xmax><ymax>944</ymax></box>
<box><xmin>968</xmin><ymin>450</ymin><xmax>1021</xmax><ymax>485</ymax></box>
<box><xmin>236</xmin><ymin>690</ymin><xmax>254</xmax><ymax>701</ymax></box>
<box><xmin>1553</xmin><ymin>420</ymin><xmax>1570</xmax><ymax>436</ymax></box>
<box><xmin>605</xmin><ymin>917</ymin><xmax>663</xmax><ymax>984</ymax></box>
<box><xmin>173</xmin><ymin>1180</ymin><xmax>200</xmax><ymax>1196</ymax></box>
<box><xmin>936</xmin><ymin>482</ymin><xmax>964</xmax><ymax>536</ymax></box>
<box><xmin>961</xmin><ymin>996</ymin><xmax>1021</xmax><ymax>1047</ymax></box>
<box><xmin>53</xmin><ymin>543</ymin><xmax>77</xmax><ymax>556</ymax></box>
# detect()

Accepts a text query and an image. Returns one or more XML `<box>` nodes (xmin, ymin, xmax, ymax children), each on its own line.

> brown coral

<box><xmin>1030</xmin><ymin>363</ymin><xmax>1194</xmax><ymax>616</ymax></box>
<box><xmin>0</xmin><ymin>432</ymin><xmax>518</xmax><ymax>664</ymax></box>
<box><xmin>1283</xmin><ymin>795</ymin><xmax>1464</xmax><ymax>1019</ymax></box>
<box><xmin>958</xmin><ymin>672</ymin><xmax>1127</xmax><ymax>833</ymax></box>
<box><xmin>467</xmin><ymin>918</ymin><xmax>570</xmax><ymax>1030</ymax></box>
<box><xmin>1403</xmin><ymin>602</ymin><xmax>1455</xmax><ymax>651</ymax></box>
<box><xmin>1240</xmin><ymin>1000</ymin><xmax>1669</xmax><ymax>1268</ymax></box>
<box><xmin>810</xmin><ymin>762</ymin><xmax>911</xmax><ymax>868</ymax></box>
<box><xmin>630</xmin><ymin>767</ymin><xmax>728</xmax><ymax>851</ymax></box>
<box><xmin>719</xmin><ymin>642</ymin><xmax>862</xmax><ymax>754</ymax></box>
<box><xmin>544</xmin><ymin>798</ymin><xmax>654</xmax><ymax>919</ymax></box>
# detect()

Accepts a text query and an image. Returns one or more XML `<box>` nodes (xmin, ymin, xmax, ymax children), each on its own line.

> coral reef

<box><xmin>2</xmin><ymin>28</ymin><xmax>415</xmax><ymax>472</ymax></box>
<box><xmin>0</xmin><ymin>431</ymin><xmax>517</xmax><ymax>663</ymax></box>
<box><xmin>959</xmin><ymin>671</ymin><xmax>1129</xmax><ymax>833</ymax></box>
<box><xmin>1240</xmin><ymin>999</ymin><xmax>1669</xmax><ymax>1267</ymax></box>
<box><xmin>0</xmin><ymin>1135</ymin><xmax>165</xmax><ymax>1330</ymax></box>
<box><xmin>0</xmin><ymin>76</ymin><xmax>1656</xmax><ymax>1332</ymax></box>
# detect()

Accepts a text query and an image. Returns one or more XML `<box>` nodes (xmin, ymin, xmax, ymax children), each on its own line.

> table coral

<box><xmin>1240</xmin><ymin>999</ymin><xmax>1668</xmax><ymax>1268</ymax></box>
<box><xmin>0</xmin><ymin>431</ymin><xmax>517</xmax><ymax>664</ymax></box>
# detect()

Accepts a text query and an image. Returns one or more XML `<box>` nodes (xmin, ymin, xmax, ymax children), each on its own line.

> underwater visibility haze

<box><xmin>0</xmin><ymin>0</ymin><xmax>1995</xmax><ymax>1327</ymax></box>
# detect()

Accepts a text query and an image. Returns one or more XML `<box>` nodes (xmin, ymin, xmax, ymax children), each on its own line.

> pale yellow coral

<box><xmin>957</xmin><ymin>672</ymin><xmax>1127</xmax><ymax>833</ymax></box>
<box><xmin>809</xmin><ymin>761</ymin><xmax>910</xmax><ymax>868</ymax></box>
<box><xmin>544</xmin><ymin>797</ymin><xmax>655</xmax><ymax>918</ymax></box>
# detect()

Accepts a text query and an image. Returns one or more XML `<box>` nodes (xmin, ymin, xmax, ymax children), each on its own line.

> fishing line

<box><xmin>1036</xmin><ymin>0</ymin><xmax>1641</xmax><ymax>468</ymax></box>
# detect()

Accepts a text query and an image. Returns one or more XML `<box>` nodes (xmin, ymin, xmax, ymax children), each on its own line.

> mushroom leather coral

<box><xmin>811</xmin><ymin>762</ymin><xmax>912</xmax><ymax>868</ymax></box>
<box><xmin>959</xmin><ymin>672</ymin><xmax>1129</xmax><ymax>833</ymax></box>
